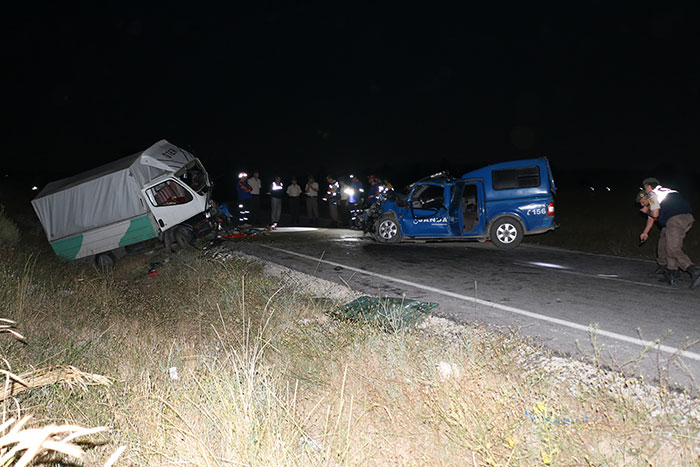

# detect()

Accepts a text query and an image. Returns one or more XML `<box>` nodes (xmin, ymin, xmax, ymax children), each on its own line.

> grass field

<box><xmin>1</xmin><ymin>195</ymin><xmax>700</xmax><ymax>465</ymax></box>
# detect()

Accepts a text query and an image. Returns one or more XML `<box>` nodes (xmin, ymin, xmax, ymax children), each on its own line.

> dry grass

<box><xmin>0</xmin><ymin>239</ymin><xmax>699</xmax><ymax>465</ymax></box>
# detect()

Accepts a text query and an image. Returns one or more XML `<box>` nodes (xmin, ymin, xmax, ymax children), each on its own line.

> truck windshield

<box><xmin>179</xmin><ymin>160</ymin><xmax>209</xmax><ymax>195</ymax></box>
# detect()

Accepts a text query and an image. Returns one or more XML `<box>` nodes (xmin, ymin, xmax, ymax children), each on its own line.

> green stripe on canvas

<box><xmin>51</xmin><ymin>234</ymin><xmax>83</xmax><ymax>260</ymax></box>
<box><xmin>119</xmin><ymin>216</ymin><xmax>157</xmax><ymax>247</ymax></box>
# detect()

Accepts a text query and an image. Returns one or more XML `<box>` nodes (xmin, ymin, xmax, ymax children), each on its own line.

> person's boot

<box><xmin>688</xmin><ymin>265</ymin><xmax>700</xmax><ymax>290</ymax></box>
<box><xmin>652</xmin><ymin>264</ymin><xmax>668</xmax><ymax>276</ymax></box>
<box><xmin>659</xmin><ymin>268</ymin><xmax>680</xmax><ymax>286</ymax></box>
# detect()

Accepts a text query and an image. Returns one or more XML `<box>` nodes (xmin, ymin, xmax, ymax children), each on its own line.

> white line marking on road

<box><xmin>263</xmin><ymin>245</ymin><xmax>700</xmax><ymax>362</ymax></box>
<box><xmin>515</xmin><ymin>262</ymin><xmax>672</xmax><ymax>289</ymax></box>
<box><xmin>523</xmin><ymin>243</ymin><xmax>656</xmax><ymax>263</ymax></box>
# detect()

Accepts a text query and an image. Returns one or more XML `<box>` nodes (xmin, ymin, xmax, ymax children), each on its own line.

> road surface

<box><xmin>222</xmin><ymin>227</ymin><xmax>700</xmax><ymax>388</ymax></box>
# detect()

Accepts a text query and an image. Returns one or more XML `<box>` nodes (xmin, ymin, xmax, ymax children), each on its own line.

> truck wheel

<box><xmin>489</xmin><ymin>217</ymin><xmax>523</xmax><ymax>249</ymax></box>
<box><xmin>174</xmin><ymin>226</ymin><xmax>195</xmax><ymax>250</ymax></box>
<box><xmin>95</xmin><ymin>252</ymin><xmax>115</xmax><ymax>268</ymax></box>
<box><xmin>375</xmin><ymin>214</ymin><xmax>401</xmax><ymax>243</ymax></box>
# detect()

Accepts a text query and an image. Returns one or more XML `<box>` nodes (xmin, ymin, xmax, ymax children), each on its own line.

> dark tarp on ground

<box><xmin>331</xmin><ymin>296</ymin><xmax>437</xmax><ymax>331</ymax></box>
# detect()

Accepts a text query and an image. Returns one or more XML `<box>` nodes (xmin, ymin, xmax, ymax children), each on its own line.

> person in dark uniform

<box><xmin>236</xmin><ymin>172</ymin><xmax>252</xmax><ymax>227</ymax></box>
<box><xmin>639</xmin><ymin>178</ymin><xmax>700</xmax><ymax>288</ymax></box>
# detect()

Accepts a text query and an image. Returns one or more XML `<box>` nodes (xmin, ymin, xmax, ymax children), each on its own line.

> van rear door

<box><xmin>544</xmin><ymin>157</ymin><xmax>556</xmax><ymax>195</ymax></box>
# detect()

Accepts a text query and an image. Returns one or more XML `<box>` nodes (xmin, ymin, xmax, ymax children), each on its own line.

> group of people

<box><xmin>637</xmin><ymin>177</ymin><xmax>700</xmax><ymax>289</ymax></box>
<box><xmin>235</xmin><ymin>171</ymin><xmax>390</xmax><ymax>229</ymax></box>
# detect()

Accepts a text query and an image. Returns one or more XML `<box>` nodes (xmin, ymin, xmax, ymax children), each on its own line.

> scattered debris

<box><xmin>524</xmin><ymin>411</ymin><xmax>590</xmax><ymax>426</ymax></box>
<box><xmin>218</xmin><ymin>226</ymin><xmax>269</xmax><ymax>240</ymax></box>
<box><xmin>147</xmin><ymin>263</ymin><xmax>159</xmax><ymax>277</ymax></box>
<box><xmin>331</xmin><ymin>296</ymin><xmax>438</xmax><ymax>331</ymax></box>
<box><xmin>436</xmin><ymin>361</ymin><xmax>461</xmax><ymax>380</ymax></box>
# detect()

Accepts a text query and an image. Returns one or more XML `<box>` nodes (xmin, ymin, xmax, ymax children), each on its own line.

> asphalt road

<box><xmin>225</xmin><ymin>227</ymin><xmax>700</xmax><ymax>389</ymax></box>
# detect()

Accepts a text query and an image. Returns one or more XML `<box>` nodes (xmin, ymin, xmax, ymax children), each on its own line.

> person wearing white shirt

<box><xmin>248</xmin><ymin>171</ymin><xmax>262</xmax><ymax>225</ymax></box>
<box><xmin>305</xmin><ymin>176</ymin><xmax>319</xmax><ymax>225</ymax></box>
<box><xmin>287</xmin><ymin>178</ymin><xmax>302</xmax><ymax>225</ymax></box>
<box><xmin>270</xmin><ymin>176</ymin><xmax>283</xmax><ymax>228</ymax></box>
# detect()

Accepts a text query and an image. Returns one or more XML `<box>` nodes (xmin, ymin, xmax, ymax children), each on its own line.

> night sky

<box><xmin>3</xmin><ymin>2</ymin><xmax>700</xmax><ymax>192</ymax></box>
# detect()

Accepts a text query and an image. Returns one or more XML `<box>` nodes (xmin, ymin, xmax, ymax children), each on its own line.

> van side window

<box><xmin>411</xmin><ymin>184</ymin><xmax>444</xmax><ymax>210</ymax></box>
<box><xmin>492</xmin><ymin>166</ymin><xmax>540</xmax><ymax>190</ymax></box>
<box><xmin>149</xmin><ymin>180</ymin><xmax>193</xmax><ymax>206</ymax></box>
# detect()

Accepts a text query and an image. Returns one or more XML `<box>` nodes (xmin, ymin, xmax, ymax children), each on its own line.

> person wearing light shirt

<box><xmin>270</xmin><ymin>176</ymin><xmax>284</xmax><ymax>228</ymax></box>
<box><xmin>248</xmin><ymin>170</ymin><xmax>261</xmax><ymax>225</ymax></box>
<box><xmin>305</xmin><ymin>176</ymin><xmax>319</xmax><ymax>225</ymax></box>
<box><xmin>287</xmin><ymin>178</ymin><xmax>302</xmax><ymax>225</ymax></box>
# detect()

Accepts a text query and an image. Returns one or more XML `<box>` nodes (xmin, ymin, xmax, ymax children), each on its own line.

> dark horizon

<box><xmin>3</xmin><ymin>2</ymin><xmax>700</xmax><ymax>185</ymax></box>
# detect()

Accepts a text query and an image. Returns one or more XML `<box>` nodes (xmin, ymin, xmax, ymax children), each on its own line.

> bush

<box><xmin>0</xmin><ymin>205</ymin><xmax>20</xmax><ymax>247</ymax></box>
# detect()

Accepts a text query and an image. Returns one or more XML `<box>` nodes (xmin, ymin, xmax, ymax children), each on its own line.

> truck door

<box><xmin>142</xmin><ymin>179</ymin><xmax>203</xmax><ymax>231</ymax></box>
<box><xmin>404</xmin><ymin>183</ymin><xmax>450</xmax><ymax>237</ymax></box>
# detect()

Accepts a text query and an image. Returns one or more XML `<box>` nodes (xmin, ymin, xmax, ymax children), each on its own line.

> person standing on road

<box><xmin>367</xmin><ymin>175</ymin><xmax>381</xmax><ymax>205</ymax></box>
<box><xmin>248</xmin><ymin>170</ymin><xmax>261</xmax><ymax>225</ymax></box>
<box><xmin>236</xmin><ymin>172</ymin><xmax>252</xmax><ymax>227</ymax></box>
<box><xmin>287</xmin><ymin>177</ymin><xmax>302</xmax><ymax>225</ymax></box>
<box><xmin>639</xmin><ymin>178</ymin><xmax>700</xmax><ymax>288</ymax></box>
<box><xmin>270</xmin><ymin>176</ymin><xmax>283</xmax><ymax>229</ymax></box>
<box><xmin>305</xmin><ymin>175</ymin><xmax>319</xmax><ymax>225</ymax></box>
<box><xmin>325</xmin><ymin>175</ymin><xmax>341</xmax><ymax>227</ymax></box>
<box><xmin>339</xmin><ymin>179</ymin><xmax>351</xmax><ymax>226</ymax></box>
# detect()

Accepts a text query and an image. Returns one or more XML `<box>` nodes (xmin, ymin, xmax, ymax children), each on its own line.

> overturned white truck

<box><xmin>32</xmin><ymin>140</ymin><xmax>213</xmax><ymax>266</ymax></box>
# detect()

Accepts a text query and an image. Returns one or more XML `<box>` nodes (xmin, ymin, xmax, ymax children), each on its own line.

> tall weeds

<box><xmin>0</xmin><ymin>244</ymin><xmax>698</xmax><ymax>465</ymax></box>
<box><xmin>0</xmin><ymin>205</ymin><xmax>20</xmax><ymax>248</ymax></box>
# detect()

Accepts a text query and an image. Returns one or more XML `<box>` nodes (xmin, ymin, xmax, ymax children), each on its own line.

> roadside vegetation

<box><xmin>1</xmin><ymin>197</ymin><xmax>699</xmax><ymax>465</ymax></box>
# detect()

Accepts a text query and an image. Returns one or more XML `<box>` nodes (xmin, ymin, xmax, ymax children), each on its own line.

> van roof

<box><xmin>460</xmin><ymin>157</ymin><xmax>549</xmax><ymax>180</ymax></box>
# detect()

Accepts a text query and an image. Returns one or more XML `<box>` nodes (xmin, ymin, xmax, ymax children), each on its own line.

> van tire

<box><xmin>95</xmin><ymin>252</ymin><xmax>115</xmax><ymax>268</ymax></box>
<box><xmin>174</xmin><ymin>225</ymin><xmax>195</xmax><ymax>250</ymax></box>
<box><xmin>375</xmin><ymin>214</ymin><xmax>401</xmax><ymax>243</ymax></box>
<box><xmin>490</xmin><ymin>217</ymin><xmax>523</xmax><ymax>249</ymax></box>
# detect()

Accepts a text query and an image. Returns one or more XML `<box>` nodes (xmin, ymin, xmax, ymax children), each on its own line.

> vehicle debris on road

<box><xmin>331</xmin><ymin>295</ymin><xmax>438</xmax><ymax>331</ymax></box>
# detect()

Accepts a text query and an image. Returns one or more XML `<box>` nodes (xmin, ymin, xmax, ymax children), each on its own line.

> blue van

<box><xmin>372</xmin><ymin>157</ymin><xmax>556</xmax><ymax>248</ymax></box>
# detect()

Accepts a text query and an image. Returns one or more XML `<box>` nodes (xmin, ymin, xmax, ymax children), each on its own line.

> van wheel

<box><xmin>174</xmin><ymin>226</ymin><xmax>195</xmax><ymax>250</ymax></box>
<box><xmin>490</xmin><ymin>217</ymin><xmax>523</xmax><ymax>249</ymax></box>
<box><xmin>375</xmin><ymin>214</ymin><xmax>401</xmax><ymax>243</ymax></box>
<box><xmin>95</xmin><ymin>252</ymin><xmax>115</xmax><ymax>268</ymax></box>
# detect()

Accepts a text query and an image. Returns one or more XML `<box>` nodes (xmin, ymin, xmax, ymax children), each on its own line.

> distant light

<box><xmin>272</xmin><ymin>182</ymin><xmax>283</xmax><ymax>191</ymax></box>
<box><xmin>349</xmin><ymin>174</ymin><xmax>355</xmax><ymax>179</ymax></box>
<box><xmin>605</xmin><ymin>187</ymin><xmax>611</xmax><ymax>192</ymax></box>
<box><xmin>343</xmin><ymin>187</ymin><xmax>355</xmax><ymax>196</ymax></box>
<box><xmin>238</xmin><ymin>172</ymin><xmax>247</xmax><ymax>179</ymax></box>
<box><xmin>589</xmin><ymin>186</ymin><xmax>595</xmax><ymax>191</ymax></box>
<box><xmin>31</xmin><ymin>186</ymin><xmax>38</xmax><ymax>191</ymax></box>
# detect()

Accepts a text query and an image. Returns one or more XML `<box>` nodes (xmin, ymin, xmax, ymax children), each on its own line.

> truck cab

<box><xmin>374</xmin><ymin>157</ymin><xmax>556</xmax><ymax>248</ymax></box>
<box><xmin>32</xmin><ymin>140</ymin><xmax>214</xmax><ymax>266</ymax></box>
